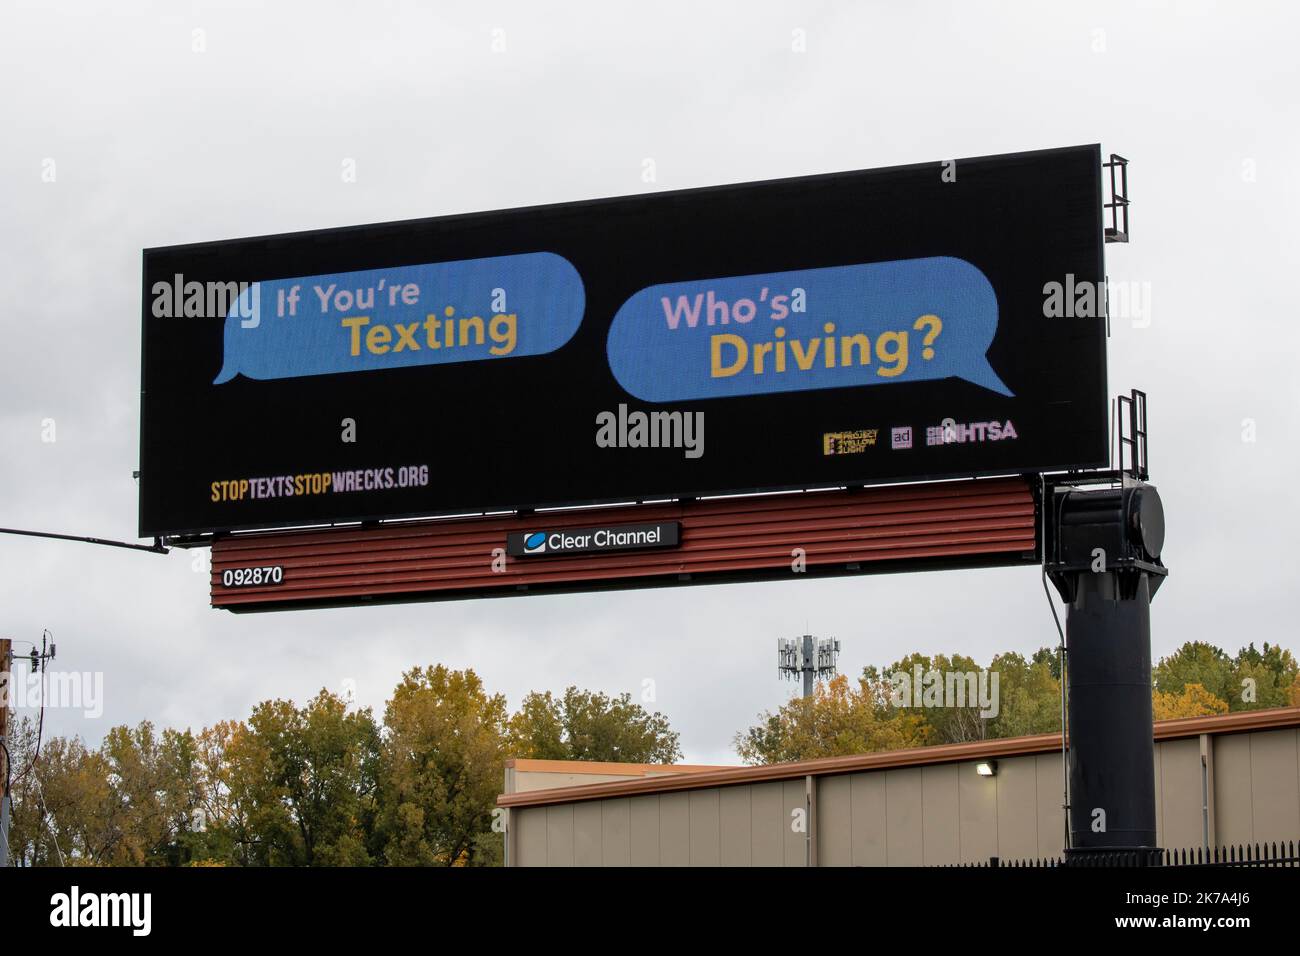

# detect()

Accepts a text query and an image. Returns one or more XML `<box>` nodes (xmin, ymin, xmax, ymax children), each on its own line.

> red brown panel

<box><xmin>210</xmin><ymin>477</ymin><xmax>1037</xmax><ymax>611</ymax></box>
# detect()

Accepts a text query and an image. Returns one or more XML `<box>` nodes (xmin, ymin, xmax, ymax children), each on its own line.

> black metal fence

<box><xmin>949</xmin><ymin>840</ymin><xmax>1299</xmax><ymax>868</ymax></box>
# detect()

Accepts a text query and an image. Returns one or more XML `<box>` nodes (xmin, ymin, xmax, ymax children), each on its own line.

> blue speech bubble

<box><xmin>214</xmin><ymin>252</ymin><xmax>584</xmax><ymax>384</ymax></box>
<box><xmin>606</xmin><ymin>256</ymin><xmax>1011</xmax><ymax>402</ymax></box>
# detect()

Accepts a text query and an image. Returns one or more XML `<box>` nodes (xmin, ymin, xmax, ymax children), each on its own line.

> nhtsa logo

<box><xmin>50</xmin><ymin>886</ymin><xmax>151</xmax><ymax>936</ymax></box>
<box><xmin>507</xmin><ymin>522</ymin><xmax>680</xmax><ymax>558</ymax></box>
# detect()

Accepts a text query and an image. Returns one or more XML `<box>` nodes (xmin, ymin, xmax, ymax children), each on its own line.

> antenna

<box><xmin>777</xmin><ymin>634</ymin><xmax>840</xmax><ymax>698</ymax></box>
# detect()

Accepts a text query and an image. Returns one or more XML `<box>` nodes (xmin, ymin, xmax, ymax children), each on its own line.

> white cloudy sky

<box><xmin>2</xmin><ymin>1</ymin><xmax>1296</xmax><ymax>765</ymax></box>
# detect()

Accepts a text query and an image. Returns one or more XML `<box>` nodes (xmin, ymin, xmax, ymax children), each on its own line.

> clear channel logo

<box><xmin>507</xmin><ymin>522</ymin><xmax>681</xmax><ymax>558</ymax></box>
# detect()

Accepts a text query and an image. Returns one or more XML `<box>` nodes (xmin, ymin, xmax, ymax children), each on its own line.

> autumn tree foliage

<box><xmin>4</xmin><ymin>667</ymin><xmax>679</xmax><ymax>867</ymax></box>
<box><xmin>1152</xmin><ymin>683</ymin><xmax>1230</xmax><ymax>721</ymax></box>
<box><xmin>5</xmin><ymin>640</ymin><xmax>1295</xmax><ymax>863</ymax></box>
<box><xmin>507</xmin><ymin>686</ymin><xmax>682</xmax><ymax>764</ymax></box>
<box><xmin>734</xmin><ymin>641</ymin><xmax>1298</xmax><ymax>765</ymax></box>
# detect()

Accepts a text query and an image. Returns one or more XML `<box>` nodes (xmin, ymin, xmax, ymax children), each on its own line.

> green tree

<box><xmin>873</xmin><ymin>652</ymin><xmax>989</xmax><ymax>744</ymax></box>
<box><xmin>1153</xmin><ymin>642</ymin><xmax>1234</xmax><ymax>703</ymax></box>
<box><xmin>507</xmin><ymin>687</ymin><xmax>682</xmax><ymax>764</ymax></box>
<box><xmin>1032</xmin><ymin>645</ymin><xmax>1064</xmax><ymax>682</ymax></box>
<box><xmin>223</xmin><ymin>690</ymin><xmax>380</xmax><ymax>866</ymax></box>
<box><xmin>864</xmin><ymin>651</ymin><xmax>1061</xmax><ymax>746</ymax></box>
<box><xmin>1230</xmin><ymin>642</ymin><xmax>1299</xmax><ymax>711</ymax></box>
<box><xmin>984</xmin><ymin>651</ymin><xmax>1062</xmax><ymax>739</ymax></box>
<box><xmin>378</xmin><ymin>665</ymin><xmax>507</xmax><ymax>866</ymax></box>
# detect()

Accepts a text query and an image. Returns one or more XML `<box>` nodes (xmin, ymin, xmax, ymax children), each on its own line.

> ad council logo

<box><xmin>891</xmin><ymin>426</ymin><xmax>913</xmax><ymax>450</ymax></box>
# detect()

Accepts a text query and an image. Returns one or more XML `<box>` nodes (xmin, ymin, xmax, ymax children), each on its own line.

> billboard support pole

<box><xmin>1046</xmin><ymin>482</ymin><xmax>1167</xmax><ymax>861</ymax></box>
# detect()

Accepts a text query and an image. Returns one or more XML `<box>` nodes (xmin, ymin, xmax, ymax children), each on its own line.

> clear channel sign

<box><xmin>140</xmin><ymin>145</ymin><xmax>1107</xmax><ymax>538</ymax></box>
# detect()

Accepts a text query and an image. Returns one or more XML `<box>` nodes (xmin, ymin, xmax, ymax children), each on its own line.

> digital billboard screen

<box><xmin>140</xmin><ymin>145</ymin><xmax>1107</xmax><ymax>537</ymax></box>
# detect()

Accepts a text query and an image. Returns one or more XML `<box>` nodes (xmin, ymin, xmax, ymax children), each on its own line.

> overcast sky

<box><xmin>2</xmin><ymin>0</ymin><xmax>1296</xmax><ymax>765</ymax></box>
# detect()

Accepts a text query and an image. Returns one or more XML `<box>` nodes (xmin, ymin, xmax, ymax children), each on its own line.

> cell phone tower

<box><xmin>777</xmin><ymin>634</ymin><xmax>840</xmax><ymax>698</ymax></box>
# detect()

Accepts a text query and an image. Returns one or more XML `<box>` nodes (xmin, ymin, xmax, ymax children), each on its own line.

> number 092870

<box><xmin>220</xmin><ymin>565</ymin><xmax>284</xmax><ymax>588</ymax></box>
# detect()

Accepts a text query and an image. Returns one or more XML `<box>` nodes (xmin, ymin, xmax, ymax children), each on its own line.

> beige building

<box><xmin>498</xmin><ymin>707</ymin><xmax>1300</xmax><ymax>866</ymax></box>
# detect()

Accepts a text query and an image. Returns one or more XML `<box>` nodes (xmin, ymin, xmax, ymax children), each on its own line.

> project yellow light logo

<box><xmin>823</xmin><ymin>429</ymin><xmax>879</xmax><ymax>455</ymax></box>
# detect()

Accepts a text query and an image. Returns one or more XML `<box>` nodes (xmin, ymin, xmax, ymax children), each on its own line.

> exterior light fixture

<box><xmin>976</xmin><ymin>761</ymin><xmax>998</xmax><ymax>777</ymax></box>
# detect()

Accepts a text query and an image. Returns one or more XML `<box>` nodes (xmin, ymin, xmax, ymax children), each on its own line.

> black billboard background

<box><xmin>140</xmin><ymin>145</ymin><xmax>1107</xmax><ymax>537</ymax></box>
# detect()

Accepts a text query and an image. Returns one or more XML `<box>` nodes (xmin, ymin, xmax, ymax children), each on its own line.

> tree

<box><xmin>187</xmin><ymin>719</ymin><xmax>247</xmax><ymax>864</ymax></box>
<box><xmin>6</xmin><ymin>716</ymin><xmax>115</xmax><ymax>865</ymax></box>
<box><xmin>507</xmin><ymin>687</ymin><xmax>682</xmax><ymax>764</ymax></box>
<box><xmin>864</xmin><ymin>650</ymin><xmax>1061</xmax><ymax>746</ymax></box>
<box><xmin>99</xmin><ymin>721</ymin><xmax>205</xmax><ymax>865</ymax></box>
<box><xmin>1152</xmin><ymin>683</ymin><xmax>1230</xmax><ymax>720</ymax></box>
<box><xmin>223</xmin><ymin>690</ymin><xmax>380</xmax><ymax>866</ymax></box>
<box><xmin>1032</xmin><ymin>645</ymin><xmax>1064</xmax><ymax>682</ymax></box>
<box><xmin>984</xmin><ymin>651</ymin><xmax>1062</xmax><ymax>740</ymax></box>
<box><xmin>377</xmin><ymin>665</ymin><xmax>507</xmax><ymax>866</ymax></box>
<box><xmin>1154</xmin><ymin>642</ymin><xmax>1234</xmax><ymax>704</ymax></box>
<box><xmin>734</xmin><ymin>673</ymin><xmax>930</xmax><ymax>765</ymax></box>
<box><xmin>871</xmin><ymin>652</ymin><xmax>993</xmax><ymax>744</ymax></box>
<box><xmin>1153</xmin><ymin>641</ymin><xmax>1299</xmax><ymax>712</ymax></box>
<box><xmin>1230</xmin><ymin>642</ymin><xmax>1299</xmax><ymax>710</ymax></box>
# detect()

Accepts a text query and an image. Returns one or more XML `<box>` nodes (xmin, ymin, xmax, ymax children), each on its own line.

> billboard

<box><xmin>140</xmin><ymin>145</ymin><xmax>1107</xmax><ymax>537</ymax></box>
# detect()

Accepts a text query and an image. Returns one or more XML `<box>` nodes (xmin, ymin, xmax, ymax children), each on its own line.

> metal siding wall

<box><xmin>628</xmin><ymin>795</ymin><xmax>661</xmax><ymax>866</ymax></box>
<box><xmin>1249</xmin><ymin>729</ymin><xmax>1300</xmax><ymax>841</ymax></box>
<box><xmin>573</xmin><ymin>801</ymin><xmax>602</xmax><ymax>866</ymax></box>
<box><xmin>1034</xmin><ymin>753</ymin><xmax>1066</xmax><ymax>857</ymax></box>
<box><xmin>545</xmin><ymin>804</ymin><xmax>575</xmax><ymax>867</ymax></box>
<box><xmin>659</xmin><ymin>792</ymin><xmax>691</xmax><ymax>866</ymax></box>
<box><xmin>817</xmin><ymin>776</ymin><xmax>853</xmax><ymax>867</ymax></box>
<box><xmin>1157</xmin><ymin>737</ymin><xmax>1207</xmax><ymax>850</ymax></box>
<box><xmin>995</xmin><ymin>753</ymin><xmax>1039</xmax><ymax>860</ymax></box>
<box><xmin>1213</xmin><ymin>734</ymin><xmax>1254</xmax><ymax>845</ymax></box>
<box><xmin>515</xmin><ymin>806</ymin><xmax>548</xmax><ymax>867</ymax></box>
<box><xmin>782</xmin><ymin>779</ymin><xmax>806</xmax><ymax>867</ymax></box>
<box><xmin>750</xmin><ymin>782</ymin><xmax>785</xmax><ymax>867</ymax></box>
<box><xmin>211</xmin><ymin>478</ymin><xmax>1036</xmax><ymax>609</ymax></box>
<box><xmin>601</xmin><ymin>798</ymin><xmax>631</xmax><ymax>867</ymax></box>
<box><xmin>1152</xmin><ymin>741</ymin><xmax>1164</xmax><ymax>845</ymax></box>
<box><xmin>921</xmin><ymin>764</ymin><xmax>960</xmax><ymax>865</ymax></box>
<box><xmin>1204</xmin><ymin>735</ymin><xmax>1218</xmax><ymax>848</ymax></box>
<box><xmin>719</xmin><ymin>786</ymin><xmax>753</xmax><ymax>867</ymax></box>
<box><xmin>958</xmin><ymin>760</ymin><xmax>999</xmax><ymax>864</ymax></box>
<box><xmin>510</xmin><ymin>727</ymin><xmax>1300</xmax><ymax>866</ymax></box>
<box><xmin>688</xmin><ymin>789</ymin><xmax>721</xmax><ymax>866</ymax></box>
<box><xmin>850</xmin><ymin>773</ymin><xmax>888</xmax><ymax>866</ymax></box>
<box><xmin>885</xmin><ymin>768</ymin><xmax>924</xmax><ymax>866</ymax></box>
